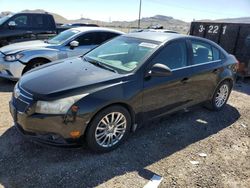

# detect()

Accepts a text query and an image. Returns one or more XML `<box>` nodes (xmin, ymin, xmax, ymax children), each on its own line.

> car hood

<box><xmin>0</xmin><ymin>40</ymin><xmax>57</xmax><ymax>55</ymax></box>
<box><xmin>19</xmin><ymin>57</ymin><xmax>126</xmax><ymax>100</ymax></box>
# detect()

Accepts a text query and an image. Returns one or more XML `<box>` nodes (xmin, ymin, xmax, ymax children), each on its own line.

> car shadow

<box><xmin>0</xmin><ymin>78</ymin><xmax>15</xmax><ymax>92</ymax></box>
<box><xmin>234</xmin><ymin>78</ymin><xmax>250</xmax><ymax>95</ymax></box>
<box><xmin>0</xmin><ymin>104</ymin><xmax>240</xmax><ymax>188</ymax></box>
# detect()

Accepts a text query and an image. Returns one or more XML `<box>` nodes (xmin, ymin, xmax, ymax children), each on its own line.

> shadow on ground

<box><xmin>0</xmin><ymin>105</ymin><xmax>240</xmax><ymax>188</ymax></box>
<box><xmin>0</xmin><ymin>78</ymin><xmax>15</xmax><ymax>92</ymax></box>
<box><xmin>234</xmin><ymin>78</ymin><xmax>250</xmax><ymax>95</ymax></box>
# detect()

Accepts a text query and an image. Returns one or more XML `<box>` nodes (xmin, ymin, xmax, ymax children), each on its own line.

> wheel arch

<box><xmin>22</xmin><ymin>57</ymin><xmax>51</xmax><ymax>74</ymax></box>
<box><xmin>84</xmin><ymin>102</ymin><xmax>136</xmax><ymax>137</ymax></box>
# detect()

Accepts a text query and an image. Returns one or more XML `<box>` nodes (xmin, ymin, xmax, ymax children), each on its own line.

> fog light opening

<box><xmin>70</xmin><ymin>131</ymin><xmax>81</xmax><ymax>139</ymax></box>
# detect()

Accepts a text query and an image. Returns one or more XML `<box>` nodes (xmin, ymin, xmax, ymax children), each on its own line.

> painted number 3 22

<box><xmin>208</xmin><ymin>25</ymin><xmax>219</xmax><ymax>34</ymax></box>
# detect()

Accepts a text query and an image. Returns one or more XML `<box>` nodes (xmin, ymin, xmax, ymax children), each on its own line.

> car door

<box><xmin>6</xmin><ymin>14</ymin><xmax>33</xmax><ymax>43</ymax></box>
<box><xmin>61</xmin><ymin>32</ymin><xmax>98</xmax><ymax>57</ymax></box>
<box><xmin>185</xmin><ymin>39</ymin><xmax>224</xmax><ymax>104</ymax></box>
<box><xmin>142</xmin><ymin>39</ymin><xmax>193</xmax><ymax>120</ymax></box>
<box><xmin>31</xmin><ymin>14</ymin><xmax>56</xmax><ymax>40</ymax></box>
<box><xmin>64</xmin><ymin>32</ymin><xmax>121</xmax><ymax>58</ymax></box>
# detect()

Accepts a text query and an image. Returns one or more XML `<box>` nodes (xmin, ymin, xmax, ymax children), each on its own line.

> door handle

<box><xmin>181</xmin><ymin>77</ymin><xmax>189</xmax><ymax>84</ymax></box>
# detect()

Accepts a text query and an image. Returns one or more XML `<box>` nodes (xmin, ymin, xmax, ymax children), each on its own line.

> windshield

<box><xmin>47</xmin><ymin>29</ymin><xmax>80</xmax><ymax>44</ymax></box>
<box><xmin>0</xmin><ymin>15</ymin><xmax>12</xmax><ymax>25</ymax></box>
<box><xmin>85</xmin><ymin>36</ymin><xmax>160</xmax><ymax>73</ymax></box>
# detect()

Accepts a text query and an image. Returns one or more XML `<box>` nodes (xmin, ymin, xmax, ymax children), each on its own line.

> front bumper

<box><xmin>9</xmin><ymin>99</ymin><xmax>89</xmax><ymax>147</ymax></box>
<box><xmin>0</xmin><ymin>56</ymin><xmax>25</xmax><ymax>80</ymax></box>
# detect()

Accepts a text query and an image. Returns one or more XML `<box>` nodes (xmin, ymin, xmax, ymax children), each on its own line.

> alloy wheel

<box><xmin>215</xmin><ymin>84</ymin><xmax>229</xmax><ymax>108</ymax></box>
<box><xmin>95</xmin><ymin>112</ymin><xmax>127</xmax><ymax>148</ymax></box>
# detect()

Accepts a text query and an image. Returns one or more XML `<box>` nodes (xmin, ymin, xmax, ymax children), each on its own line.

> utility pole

<box><xmin>138</xmin><ymin>0</ymin><xmax>142</xmax><ymax>29</ymax></box>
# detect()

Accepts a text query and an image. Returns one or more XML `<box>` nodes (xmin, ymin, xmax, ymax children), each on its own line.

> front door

<box><xmin>6</xmin><ymin>14</ymin><xmax>33</xmax><ymax>43</ymax></box>
<box><xmin>142</xmin><ymin>39</ymin><xmax>193</xmax><ymax>120</ymax></box>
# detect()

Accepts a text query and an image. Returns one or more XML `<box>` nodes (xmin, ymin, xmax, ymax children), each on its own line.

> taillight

<box><xmin>235</xmin><ymin>59</ymin><xmax>240</xmax><ymax>71</ymax></box>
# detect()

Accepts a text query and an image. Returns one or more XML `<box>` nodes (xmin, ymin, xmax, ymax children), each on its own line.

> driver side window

<box><xmin>10</xmin><ymin>15</ymin><xmax>30</xmax><ymax>28</ymax></box>
<box><xmin>152</xmin><ymin>40</ymin><xmax>187</xmax><ymax>70</ymax></box>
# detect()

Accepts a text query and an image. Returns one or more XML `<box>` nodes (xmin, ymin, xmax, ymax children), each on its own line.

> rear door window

<box><xmin>10</xmin><ymin>15</ymin><xmax>31</xmax><ymax>28</ymax></box>
<box><xmin>32</xmin><ymin>15</ymin><xmax>47</xmax><ymax>28</ymax></box>
<box><xmin>191</xmin><ymin>40</ymin><xmax>222</xmax><ymax>64</ymax></box>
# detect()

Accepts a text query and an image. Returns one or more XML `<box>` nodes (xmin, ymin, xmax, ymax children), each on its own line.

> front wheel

<box><xmin>86</xmin><ymin>105</ymin><xmax>131</xmax><ymax>152</ymax></box>
<box><xmin>22</xmin><ymin>60</ymin><xmax>47</xmax><ymax>74</ymax></box>
<box><xmin>205</xmin><ymin>81</ymin><xmax>232</xmax><ymax>111</ymax></box>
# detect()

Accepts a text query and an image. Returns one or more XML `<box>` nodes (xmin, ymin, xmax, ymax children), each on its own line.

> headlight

<box><xmin>35</xmin><ymin>93</ymin><xmax>88</xmax><ymax>114</ymax></box>
<box><xmin>5</xmin><ymin>53</ymin><xmax>24</xmax><ymax>62</ymax></box>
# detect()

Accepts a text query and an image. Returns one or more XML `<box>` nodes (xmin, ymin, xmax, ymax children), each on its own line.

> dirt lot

<box><xmin>0</xmin><ymin>78</ymin><xmax>249</xmax><ymax>188</ymax></box>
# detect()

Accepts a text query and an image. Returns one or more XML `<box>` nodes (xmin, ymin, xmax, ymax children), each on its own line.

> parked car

<box><xmin>0</xmin><ymin>12</ymin><xmax>67</xmax><ymax>47</ymax></box>
<box><xmin>131</xmin><ymin>29</ymin><xmax>178</xmax><ymax>34</ymax></box>
<box><xmin>62</xmin><ymin>23</ymin><xmax>99</xmax><ymax>28</ymax></box>
<box><xmin>10</xmin><ymin>32</ymin><xmax>238</xmax><ymax>152</ymax></box>
<box><xmin>0</xmin><ymin>27</ymin><xmax>124</xmax><ymax>80</ymax></box>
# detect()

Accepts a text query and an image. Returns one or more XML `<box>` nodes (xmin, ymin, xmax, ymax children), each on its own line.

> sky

<box><xmin>0</xmin><ymin>0</ymin><xmax>250</xmax><ymax>22</ymax></box>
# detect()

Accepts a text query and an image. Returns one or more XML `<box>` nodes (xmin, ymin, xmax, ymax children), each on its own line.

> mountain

<box><xmin>215</xmin><ymin>17</ymin><xmax>250</xmax><ymax>23</ymax></box>
<box><xmin>70</xmin><ymin>15</ymin><xmax>190</xmax><ymax>33</ymax></box>
<box><xmin>197</xmin><ymin>17</ymin><xmax>250</xmax><ymax>23</ymax></box>
<box><xmin>0</xmin><ymin>10</ymin><xmax>189</xmax><ymax>33</ymax></box>
<box><xmin>1</xmin><ymin>9</ymin><xmax>249</xmax><ymax>34</ymax></box>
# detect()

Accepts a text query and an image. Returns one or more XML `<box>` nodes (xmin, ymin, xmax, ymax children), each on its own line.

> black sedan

<box><xmin>10</xmin><ymin>32</ymin><xmax>238</xmax><ymax>152</ymax></box>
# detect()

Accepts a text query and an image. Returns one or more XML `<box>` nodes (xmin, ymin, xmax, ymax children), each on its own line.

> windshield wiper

<box><xmin>83</xmin><ymin>57</ymin><xmax>117</xmax><ymax>73</ymax></box>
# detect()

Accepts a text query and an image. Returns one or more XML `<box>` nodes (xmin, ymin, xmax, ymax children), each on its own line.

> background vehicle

<box><xmin>0</xmin><ymin>12</ymin><xmax>67</xmax><ymax>47</ymax></box>
<box><xmin>0</xmin><ymin>27</ymin><xmax>124</xmax><ymax>80</ymax></box>
<box><xmin>190</xmin><ymin>22</ymin><xmax>250</xmax><ymax>78</ymax></box>
<box><xmin>61</xmin><ymin>23</ymin><xmax>99</xmax><ymax>28</ymax></box>
<box><xmin>10</xmin><ymin>33</ymin><xmax>238</xmax><ymax>152</ymax></box>
<box><xmin>131</xmin><ymin>28</ymin><xmax>178</xmax><ymax>34</ymax></box>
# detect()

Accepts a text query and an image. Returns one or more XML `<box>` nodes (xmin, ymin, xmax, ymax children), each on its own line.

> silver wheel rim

<box><xmin>215</xmin><ymin>84</ymin><xmax>229</xmax><ymax>108</ymax></box>
<box><xmin>95</xmin><ymin>112</ymin><xmax>127</xmax><ymax>148</ymax></box>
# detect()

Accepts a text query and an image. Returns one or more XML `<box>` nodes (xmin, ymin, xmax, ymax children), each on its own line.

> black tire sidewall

<box><xmin>23</xmin><ymin>61</ymin><xmax>46</xmax><ymax>74</ymax></box>
<box><xmin>86</xmin><ymin>105</ymin><xmax>131</xmax><ymax>152</ymax></box>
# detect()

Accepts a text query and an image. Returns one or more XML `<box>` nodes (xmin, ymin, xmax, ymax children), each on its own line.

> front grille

<box><xmin>13</xmin><ymin>85</ymin><xmax>34</xmax><ymax>113</ymax></box>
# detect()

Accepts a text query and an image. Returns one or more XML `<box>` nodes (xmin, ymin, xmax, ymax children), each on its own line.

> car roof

<box><xmin>125</xmin><ymin>32</ymin><xmax>186</xmax><ymax>43</ymax></box>
<box><xmin>124</xmin><ymin>32</ymin><xmax>225</xmax><ymax>48</ymax></box>
<box><xmin>70</xmin><ymin>27</ymin><xmax>125</xmax><ymax>34</ymax></box>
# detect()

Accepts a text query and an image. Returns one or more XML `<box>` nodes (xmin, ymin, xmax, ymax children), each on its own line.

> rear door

<box><xmin>186</xmin><ymin>39</ymin><xmax>224</xmax><ymax>103</ymax></box>
<box><xmin>31</xmin><ymin>14</ymin><xmax>57</xmax><ymax>40</ymax></box>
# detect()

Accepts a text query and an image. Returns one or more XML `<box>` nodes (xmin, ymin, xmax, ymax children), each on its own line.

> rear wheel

<box><xmin>86</xmin><ymin>105</ymin><xmax>131</xmax><ymax>152</ymax></box>
<box><xmin>205</xmin><ymin>81</ymin><xmax>232</xmax><ymax>111</ymax></box>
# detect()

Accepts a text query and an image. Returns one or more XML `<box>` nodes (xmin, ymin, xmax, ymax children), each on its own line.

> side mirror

<box><xmin>147</xmin><ymin>63</ymin><xmax>172</xmax><ymax>77</ymax></box>
<box><xmin>8</xmin><ymin>21</ymin><xmax>16</xmax><ymax>28</ymax></box>
<box><xmin>70</xmin><ymin>41</ymin><xmax>79</xmax><ymax>49</ymax></box>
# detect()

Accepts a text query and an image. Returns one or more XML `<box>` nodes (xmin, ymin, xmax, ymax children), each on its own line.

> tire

<box><xmin>86</xmin><ymin>105</ymin><xmax>131</xmax><ymax>152</ymax></box>
<box><xmin>205</xmin><ymin>80</ymin><xmax>232</xmax><ymax>111</ymax></box>
<box><xmin>22</xmin><ymin>59</ymin><xmax>48</xmax><ymax>74</ymax></box>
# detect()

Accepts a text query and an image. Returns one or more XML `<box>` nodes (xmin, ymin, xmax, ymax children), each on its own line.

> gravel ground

<box><xmin>0</xmin><ymin>78</ymin><xmax>249</xmax><ymax>188</ymax></box>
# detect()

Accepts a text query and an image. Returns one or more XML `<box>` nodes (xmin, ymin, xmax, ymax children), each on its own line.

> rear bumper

<box><xmin>0</xmin><ymin>59</ymin><xmax>25</xmax><ymax>80</ymax></box>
